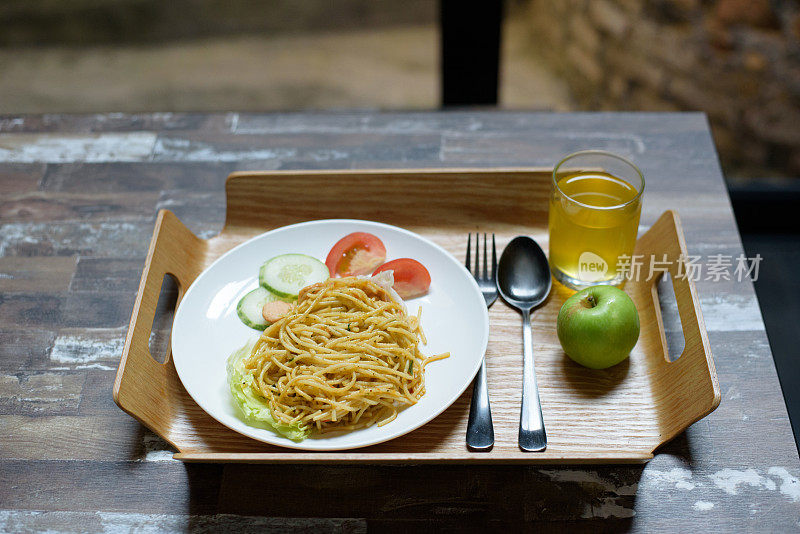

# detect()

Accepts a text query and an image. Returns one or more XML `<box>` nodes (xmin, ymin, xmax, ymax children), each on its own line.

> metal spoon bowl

<box><xmin>497</xmin><ymin>236</ymin><xmax>552</xmax><ymax>452</ymax></box>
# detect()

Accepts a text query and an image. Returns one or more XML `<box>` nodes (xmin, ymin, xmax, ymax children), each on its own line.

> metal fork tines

<box><xmin>465</xmin><ymin>233</ymin><xmax>496</xmax><ymax>451</ymax></box>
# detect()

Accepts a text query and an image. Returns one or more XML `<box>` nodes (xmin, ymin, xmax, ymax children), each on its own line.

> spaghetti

<box><xmin>239</xmin><ymin>276</ymin><xmax>447</xmax><ymax>434</ymax></box>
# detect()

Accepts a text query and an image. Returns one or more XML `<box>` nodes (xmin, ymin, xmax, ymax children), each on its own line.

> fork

<box><xmin>465</xmin><ymin>233</ymin><xmax>496</xmax><ymax>451</ymax></box>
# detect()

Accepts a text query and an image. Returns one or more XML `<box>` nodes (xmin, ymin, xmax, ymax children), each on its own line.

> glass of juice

<box><xmin>548</xmin><ymin>150</ymin><xmax>645</xmax><ymax>290</ymax></box>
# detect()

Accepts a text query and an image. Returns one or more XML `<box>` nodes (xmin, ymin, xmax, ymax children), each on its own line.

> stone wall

<box><xmin>525</xmin><ymin>0</ymin><xmax>800</xmax><ymax>177</ymax></box>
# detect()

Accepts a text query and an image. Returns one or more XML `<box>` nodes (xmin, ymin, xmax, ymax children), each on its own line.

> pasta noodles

<box><xmin>240</xmin><ymin>276</ymin><xmax>448</xmax><ymax>434</ymax></box>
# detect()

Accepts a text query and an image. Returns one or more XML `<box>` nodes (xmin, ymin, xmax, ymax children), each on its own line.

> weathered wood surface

<box><xmin>1</xmin><ymin>111</ymin><xmax>798</xmax><ymax>531</ymax></box>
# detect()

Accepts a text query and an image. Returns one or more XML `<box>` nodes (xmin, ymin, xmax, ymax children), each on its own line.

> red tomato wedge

<box><xmin>373</xmin><ymin>258</ymin><xmax>431</xmax><ymax>299</ymax></box>
<box><xmin>325</xmin><ymin>232</ymin><xmax>387</xmax><ymax>277</ymax></box>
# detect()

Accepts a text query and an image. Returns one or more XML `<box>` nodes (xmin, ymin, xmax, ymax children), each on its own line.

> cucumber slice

<box><xmin>259</xmin><ymin>254</ymin><xmax>330</xmax><ymax>298</ymax></box>
<box><xmin>236</xmin><ymin>287</ymin><xmax>287</xmax><ymax>330</ymax></box>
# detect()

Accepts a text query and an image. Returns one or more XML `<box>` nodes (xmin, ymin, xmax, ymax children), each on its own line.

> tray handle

<box><xmin>113</xmin><ymin>210</ymin><xmax>203</xmax><ymax>440</ymax></box>
<box><xmin>635</xmin><ymin>210</ymin><xmax>721</xmax><ymax>449</ymax></box>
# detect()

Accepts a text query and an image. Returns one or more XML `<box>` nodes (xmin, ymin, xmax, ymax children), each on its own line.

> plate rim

<box><xmin>172</xmin><ymin>218</ymin><xmax>490</xmax><ymax>451</ymax></box>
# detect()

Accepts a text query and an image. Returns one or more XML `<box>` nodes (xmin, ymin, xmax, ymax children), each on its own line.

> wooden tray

<box><xmin>113</xmin><ymin>168</ymin><xmax>720</xmax><ymax>463</ymax></box>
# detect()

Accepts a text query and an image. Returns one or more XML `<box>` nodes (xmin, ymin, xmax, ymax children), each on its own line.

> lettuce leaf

<box><xmin>226</xmin><ymin>341</ymin><xmax>310</xmax><ymax>441</ymax></box>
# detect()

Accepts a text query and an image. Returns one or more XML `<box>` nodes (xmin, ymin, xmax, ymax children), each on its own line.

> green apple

<box><xmin>557</xmin><ymin>285</ymin><xmax>640</xmax><ymax>369</ymax></box>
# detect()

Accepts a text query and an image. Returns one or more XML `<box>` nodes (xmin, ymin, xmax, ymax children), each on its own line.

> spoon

<box><xmin>497</xmin><ymin>236</ymin><xmax>552</xmax><ymax>452</ymax></box>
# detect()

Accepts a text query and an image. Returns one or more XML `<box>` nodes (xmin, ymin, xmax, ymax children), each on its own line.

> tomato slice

<box><xmin>373</xmin><ymin>258</ymin><xmax>431</xmax><ymax>299</ymax></box>
<box><xmin>325</xmin><ymin>232</ymin><xmax>387</xmax><ymax>277</ymax></box>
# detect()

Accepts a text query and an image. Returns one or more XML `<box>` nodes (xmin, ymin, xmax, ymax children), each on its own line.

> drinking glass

<box><xmin>548</xmin><ymin>150</ymin><xmax>645</xmax><ymax>290</ymax></box>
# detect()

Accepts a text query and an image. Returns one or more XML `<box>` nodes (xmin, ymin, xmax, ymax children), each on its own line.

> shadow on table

<box><xmin>178</xmin><ymin>459</ymin><xmax>654</xmax><ymax>529</ymax></box>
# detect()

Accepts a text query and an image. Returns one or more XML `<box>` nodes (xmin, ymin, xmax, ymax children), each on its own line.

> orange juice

<box><xmin>549</xmin><ymin>171</ymin><xmax>642</xmax><ymax>287</ymax></box>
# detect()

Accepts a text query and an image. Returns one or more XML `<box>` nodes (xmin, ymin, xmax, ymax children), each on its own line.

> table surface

<box><xmin>0</xmin><ymin>111</ymin><xmax>798</xmax><ymax>532</ymax></box>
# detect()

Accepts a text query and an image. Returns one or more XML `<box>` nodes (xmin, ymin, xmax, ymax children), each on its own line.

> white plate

<box><xmin>172</xmin><ymin>220</ymin><xmax>489</xmax><ymax>451</ymax></box>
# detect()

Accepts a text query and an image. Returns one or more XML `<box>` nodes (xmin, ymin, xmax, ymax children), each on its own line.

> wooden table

<box><xmin>1</xmin><ymin>112</ymin><xmax>798</xmax><ymax>531</ymax></box>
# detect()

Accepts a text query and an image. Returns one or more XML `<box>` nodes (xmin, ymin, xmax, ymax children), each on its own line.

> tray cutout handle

<box><xmin>113</xmin><ymin>210</ymin><xmax>204</xmax><ymax>441</ymax></box>
<box><xmin>654</xmin><ymin>271</ymin><xmax>685</xmax><ymax>362</ymax></box>
<box><xmin>634</xmin><ymin>210</ymin><xmax>721</xmax><ymax>450</ymax></box>
<box><xmin>149</xmin><ymin>272</ymin><xmax>180</xmax><ymax>364</ymax></box>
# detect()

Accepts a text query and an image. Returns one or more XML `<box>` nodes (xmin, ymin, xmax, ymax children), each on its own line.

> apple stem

<box><xmin>581</xmin><ymin>294</ymin><xmax>597</xmax><ymax>308</ymax></box>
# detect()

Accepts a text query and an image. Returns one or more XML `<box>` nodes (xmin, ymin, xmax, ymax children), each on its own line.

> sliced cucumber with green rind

<box><xmin>259</xmin><ymin>254</ymin><xmax>330</xmax><ymax>298</ymax></box>
<box><xmin>237</xmin><ymin>287</ymin><xmax>290</xmax><ymax>330</ymax></box>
